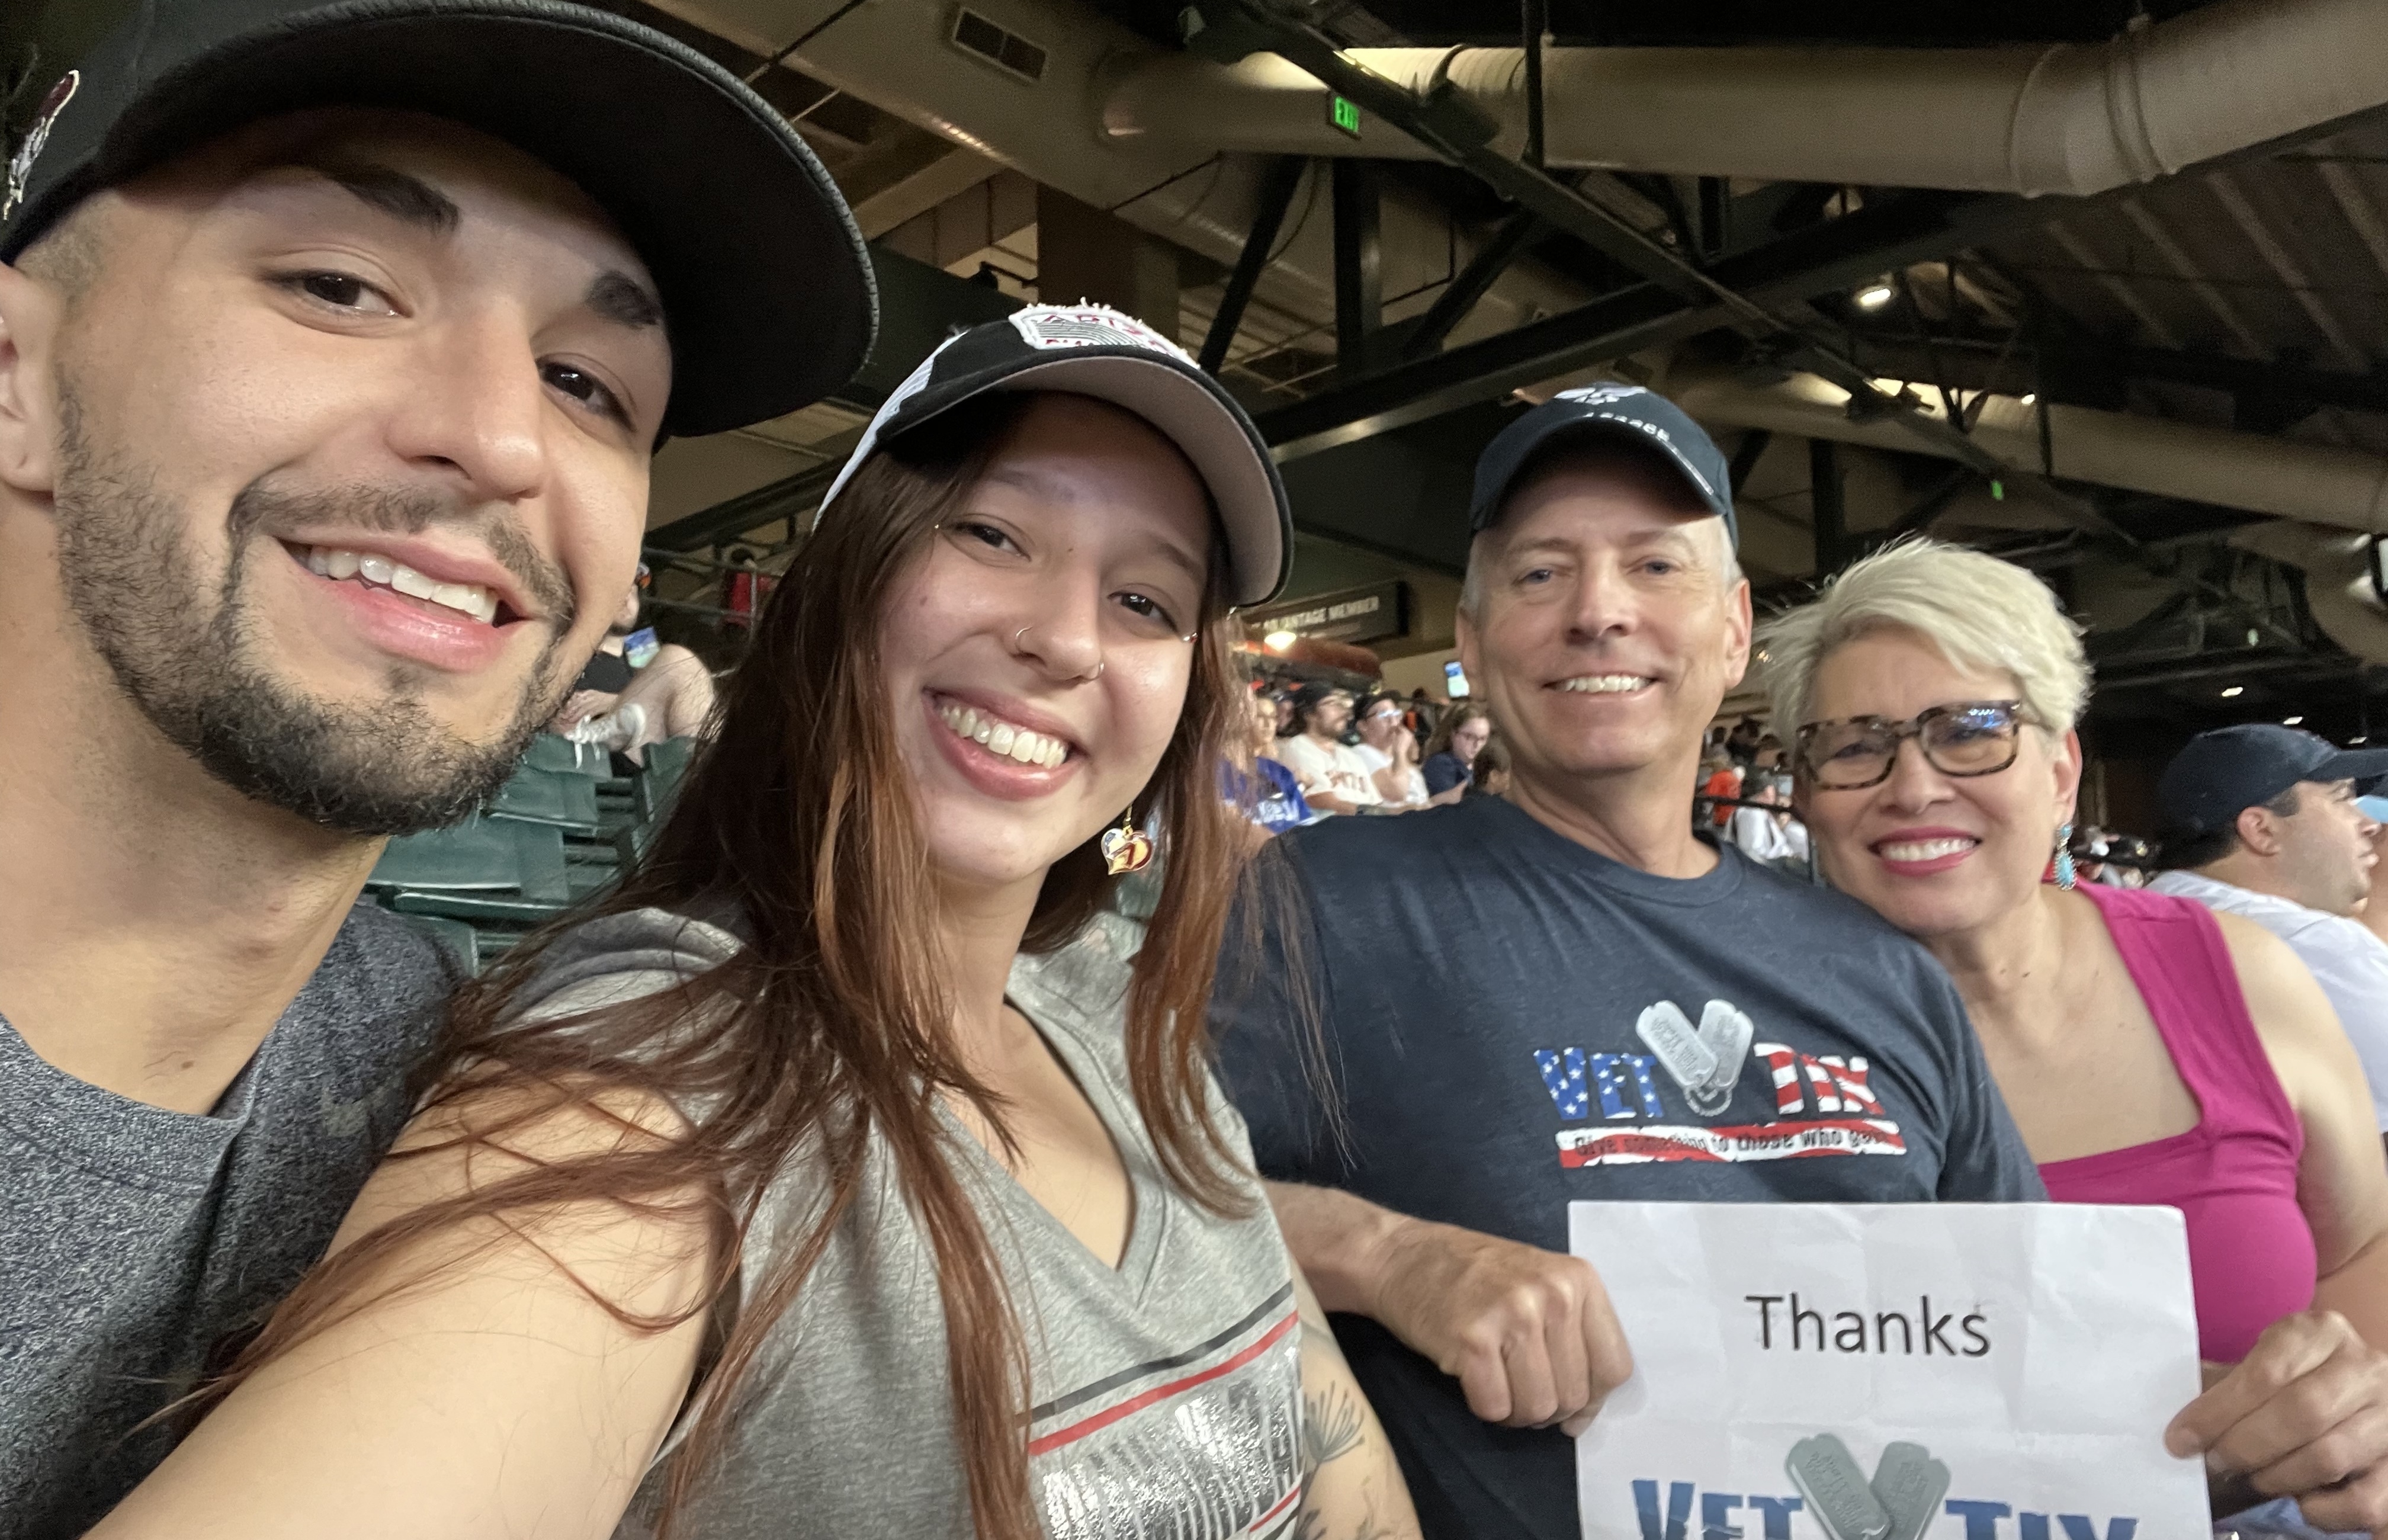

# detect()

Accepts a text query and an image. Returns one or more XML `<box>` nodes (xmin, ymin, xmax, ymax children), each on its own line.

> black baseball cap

<box><xmin>0</xmin><ymin>0</ymin><xmax>875</xmax><ymax>438</ymax></box>
<box><xmin>1469</xmin><ymin>383</ymin><xmax>1738</xmax><ymax>547</ymax></box>
<box><xmin>2158</xmin><ymin>723</ymin><xmax>2388</xmax><ymax>835</ymax></box>
<box><xmin>819</xmin><ymin>304</ymin><xmax>1292</xmax><ymax>607</ymax></box>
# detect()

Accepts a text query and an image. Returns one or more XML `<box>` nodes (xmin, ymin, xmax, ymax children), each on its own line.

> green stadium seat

<box><xmin>634</xmin><ymin>736</ymin><xmax>695</xmax><ymax>828</ymax></box>
<box><xmin>387</xmin><ymin>890</ymin><xmax>560</xmax><ymax>923</ymax></box>
<box><xmin>521</xmin><ymin>734</ymin><xmax>614</xmax><ymax>777</ymax></box>
<box><xmin>506</xmin><ymin>820</ymin><xmax>572</xmax><ymax>905</ymax></box>
<box><xmin>489</xmin><ymin>764</ymin><xmax>602</xmax><ymax>835</ymax></box>
<box><xmin>365</xmin><ymin>818</ymin><xmax>522</xmax><ymax>891</ymax></box>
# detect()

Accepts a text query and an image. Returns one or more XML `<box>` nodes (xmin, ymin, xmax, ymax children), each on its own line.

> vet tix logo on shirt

<box><xmin>1533</xmin><ymin>997</ymin><xmax>1906</xmax><ymax>1169</ymax></box>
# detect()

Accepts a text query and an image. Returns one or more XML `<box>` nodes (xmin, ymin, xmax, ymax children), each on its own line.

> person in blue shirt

<box><xmin>1224</xmin><ymin>684</ymin><xmax>1316</xmax><ymax>835</ymax></box>
<box><xmin>1420</xmin><ymin>703</ymin><xmax>1492</xmax><ymax>802</ymax></box>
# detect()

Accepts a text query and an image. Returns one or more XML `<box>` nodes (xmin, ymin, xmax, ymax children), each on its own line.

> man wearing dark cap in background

<box><xmin>0</xmin><ymin>0</ymin><xmax>871</xmax><ymax>1527</ymax></box>
<box><xmin>1279</xmin><ymin>681</ymin><xmax>1383</xmax><ymax>815</ymax></box>
<box><xmin>2152</xmin><ymin>724</ymin><xmax>2388</xmax><ymax>1141</ymax></box>
<box><xmin>1214</xmin><ymin>384</ymin><xmax>2040</xmax><ymax>1540</ymax></box>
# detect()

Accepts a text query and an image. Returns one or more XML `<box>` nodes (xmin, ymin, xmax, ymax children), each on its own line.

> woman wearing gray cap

<box><xmin>1764</xmin><ymin>539</ymin><xmax>2388</xmax><ymax>1534</ymax></box>
<box><xmin>91</xmin><ymin>309</ymin><xmax>1418</xmax><ymax>1540</ymax></box>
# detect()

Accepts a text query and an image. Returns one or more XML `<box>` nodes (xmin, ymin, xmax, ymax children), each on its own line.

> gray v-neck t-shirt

<box><xmin>518</xmin><ymin>908</ymin><xmax>1305</xmax><ymax>1539</ymax></box>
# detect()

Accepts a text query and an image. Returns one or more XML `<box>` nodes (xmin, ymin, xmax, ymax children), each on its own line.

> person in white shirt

<box><xmin>2148</xmin><ymin>724</ymin><xmax>2388</xmax><ymax>1137</ymax></box>
<box><xmin>1275</xmin><ymin>683</ymin><xmax>1384</xmax><ymax>815</ymax></box>
<box><xmin>1728</xmin><ymin>771</ymin><xmax>1808</xmax><ymax>867</ymax></box>
<box><xmin>1354</xmin><ymin>690</ymin><xmax>1429</xmax><ymax>810</ymax></box>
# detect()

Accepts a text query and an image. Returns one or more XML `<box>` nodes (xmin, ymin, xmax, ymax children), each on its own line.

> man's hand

<box><xmin>2167</xmin><ymin>1311</ymin><xmax>2388</xmax><ymax>1532</ymax></box>
<box><xmin>1372</xmin><ymin>1217</ymin><xmax>1634</xmax><ymax>1436</ymax></box>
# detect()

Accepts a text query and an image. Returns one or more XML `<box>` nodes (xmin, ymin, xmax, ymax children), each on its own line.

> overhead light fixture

<box><xmin>2355</xmin><ymin>736</ymin><xmax>2371</xmax><ymax>745</ymax></box>
<box><xmin>2284</xmin><ymin>716</ymin><xmax>2305</xmax><ymax>725</ymax></box>
<box><xmin>2019</xmin><ymin>392</ymin><xmax>2038</xmax><ymax>406</ymax></box>
<box><xmin>1856</xmin><ymin>284</ymin><xmax>1895</xmax><ymax>310</ymax></box>
<box><xmin>1263</xmin><ymin>629</ymin><xmax>1297</xmax><ymax>651</ymax></box>
<box><xmin>2221</xmin><ymin>685</ymin><xmax>2245</xmax><ymax>698</ymax></box>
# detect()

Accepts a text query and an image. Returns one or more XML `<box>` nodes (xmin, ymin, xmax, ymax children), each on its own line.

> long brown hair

<box><xmin>1423</xmin><ymin>701</ymin><xmax>1491</xmax><ymax>761</ymax></box>
<box><xmin>208</xmin><ymin>394</ymin><xmax>1260</xmax><ymax>1536</ymax></box>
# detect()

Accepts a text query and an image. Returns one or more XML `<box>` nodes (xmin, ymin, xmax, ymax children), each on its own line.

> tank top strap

<box><xmin>2074</xmin><ymin>881</ymin><xmax>2298</xmax><ymax>1146</ymax></box>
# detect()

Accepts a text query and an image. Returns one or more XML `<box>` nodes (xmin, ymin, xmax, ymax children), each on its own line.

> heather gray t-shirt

<box><xmin>0</xmin><ymin>902</ymin><xmax>454</xmax><ymax>1540</ymax></box>
<box><xmin>518</xmin><ymin>908</ymin><xmax>1305</xmax><ymax>1540</ymax></box>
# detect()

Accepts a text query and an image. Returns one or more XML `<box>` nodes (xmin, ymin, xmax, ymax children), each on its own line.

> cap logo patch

<box><xmin>1555</xmin><ymin>383</ymin><xmax>1650</xmax><ymax>409</ymax></box>
<box><xmin>4</xmin><ymin>70</ymin><xmax>78</xmax><ymax>223</ymax></box>
<box><xmin>1550</xmin><ymin>382</ymin><xmax>1718</xmax><ymax>500</ymax></box>
<box><xmin>1009</xmin><ymin>304</ymin><xmax>1192</xmax><ymax>364</ymax></box>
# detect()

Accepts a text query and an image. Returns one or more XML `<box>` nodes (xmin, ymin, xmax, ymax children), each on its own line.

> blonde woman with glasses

<box><xmin>1760</xmin><ymin>538</ymin><xmax>2388</xmax><ymax>1533</ymax></box>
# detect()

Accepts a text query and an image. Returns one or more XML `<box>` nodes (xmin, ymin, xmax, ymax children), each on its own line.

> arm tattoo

<box><xmin>1295</xmin><ymin>1492</ymin><xmax>1394</xmax><ymax>1540</ymax></box>
<box><xmin>1301</xmin><ymin>1382</ymin><xmax>1366</xmax><ymax>1474</ymax></box>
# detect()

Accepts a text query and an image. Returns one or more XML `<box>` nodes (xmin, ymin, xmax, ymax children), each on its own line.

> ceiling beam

<box><xmin>1842</xmin><ymin>328</ymin><xmax>2388</xmax><ymax>417</ymax></box>
<box><xmin>1257</xmin><ymin>187</ymin><xmax>2033</xmax><ymax>459</ymax></box>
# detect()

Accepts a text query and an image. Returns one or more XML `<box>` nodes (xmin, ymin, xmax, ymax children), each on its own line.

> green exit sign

<box><xmin>1328</xmin><ymin>94</ymin><xmax>1360</xmax><ymax>137</ymax></box>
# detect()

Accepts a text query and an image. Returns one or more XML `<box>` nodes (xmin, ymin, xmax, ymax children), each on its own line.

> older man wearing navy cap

<box><xmin>2152</xmin><ymin>724</ymin><xmax>2388</xmax><ymax>1139</ymax></box>
<box><xmin>1212</xmin><ymin>386</ymin><xmax>2040</xmax><ymax>1540</ymax></box>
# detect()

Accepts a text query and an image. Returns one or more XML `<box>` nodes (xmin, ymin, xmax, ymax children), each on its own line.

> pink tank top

<box><xmin>2039</xmin><ymin>882</ymin><xmax>2313</xmax><ymax>1362</ymax></box>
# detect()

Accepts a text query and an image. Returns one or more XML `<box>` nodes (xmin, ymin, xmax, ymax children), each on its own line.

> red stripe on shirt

<box><xmin>1027</xmin><ymin>1308</ymin><xmax>1301</xmax><ymax>1456</ymax></box>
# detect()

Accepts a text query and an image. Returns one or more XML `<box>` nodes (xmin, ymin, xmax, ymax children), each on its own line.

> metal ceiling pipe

<box><xmin>1666</xmin><ymin>368</ymin><xmax>2388</xmax><ymax>533</ymax></box>
<box><xmin>655</xmin><ymin>0</ymin><xmax>1587</xmax><ymax>349</ymax></box>
<box><xmin>2231</xmin><ymin>520</ymin><xmax>2388</xmax><ymax>666</ymax></box>
<box><xmin>1102</xmin><ymin>0</ymin><xmax>2388</xmax><ymax>195</ymax></box>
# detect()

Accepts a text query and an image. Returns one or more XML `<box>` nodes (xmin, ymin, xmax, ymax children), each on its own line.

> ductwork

<box><xmin>2230</xmin><ymin>520</ymin><xmax>2388</xmax><ymax>666</ymax></box>
<box><xmin>1102</xmin><ymin>0</ymin><xmax>2388</xmax><ymax>197</ymax></box>
<box><xmin>1666</xmin><ymin>368</ymin><xmax>2388</xmax><ymax>536</ymax></box>
<box><xmin>647</xmin><ymin>0</ymin><xmax>1587</xmax><ymax>348</ymax></box>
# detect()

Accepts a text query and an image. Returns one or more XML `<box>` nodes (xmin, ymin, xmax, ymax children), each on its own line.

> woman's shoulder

<box><xmin>511</xmin><ymin>903</ymin><xmax>746</xmax><ymax>1026</ymax></box>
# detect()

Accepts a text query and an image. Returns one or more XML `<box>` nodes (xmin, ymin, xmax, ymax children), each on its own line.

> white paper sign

<box><xmin>1568</xmin><ymin>1202</ymin><xmax>2210</xmax><ymax>1540</ymax></box>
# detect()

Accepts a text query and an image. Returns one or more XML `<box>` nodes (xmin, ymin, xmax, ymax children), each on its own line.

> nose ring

<box><xmin>1015</xmin><ymin>623</ymin><xmax>1103</xmax><ymax>680</ymax></box>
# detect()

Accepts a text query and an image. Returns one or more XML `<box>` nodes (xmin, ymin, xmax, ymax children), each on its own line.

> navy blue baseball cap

<box><xmin>2158</xmin><ymin>724</ymin><xmax>2388</xmax><ymax>835</ymax></box>
<box><xmin>1</xmin><ymin>0</ymin><xmax>876</xmax><ymax>438</ymax></box>
<box><xmin>1468</xmin><ymin>383</ymin><xmax>1738</xmax><ymax>547</ymax></box>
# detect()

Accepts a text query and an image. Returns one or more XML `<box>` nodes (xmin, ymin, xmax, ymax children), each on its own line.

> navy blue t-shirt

<box><xmin>1211</xmin><ymin>795</ymin><xmax>2042</xmax><ymax>1540</ymax></box>
<box><xmin>1421</xmin><ymin>749</ymin><xmax>1471</xmax><ymax>798</ymax></box>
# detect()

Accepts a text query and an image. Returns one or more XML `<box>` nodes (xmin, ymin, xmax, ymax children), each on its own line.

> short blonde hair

<box><xmin>1757</xmin><ymin>538</ymin><xmax>2089</xmax><ymax>740</ymax></box>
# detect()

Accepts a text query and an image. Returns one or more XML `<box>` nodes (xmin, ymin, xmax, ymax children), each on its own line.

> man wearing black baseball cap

<box><xmin>1215</xmin><ymin>384</ymin><xmax>2039</xmax><ymax>1540</ymax></box>
<box><xmin>2151</xmin><ymin>724</ymin><xmax>2388</xmax><ymax>1137</ymax></box>
<box><xmin>0</xmin><ymin>0</ymin><xmax>871</xmax><ymax>1525</ymax></box>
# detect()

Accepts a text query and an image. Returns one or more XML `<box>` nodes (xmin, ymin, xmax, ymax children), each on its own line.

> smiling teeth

<box><xmin>303</xmin><ymin>546</ymin><xmax>499</xmax><ymax>624</ymax></box>
<box><xmin>1881</xmin><ymin>838</ymin><xmax>1976</xmax><ymax>862</ymax></box>
<box><xmin>1557</xmin><ymin>674</ymin><xmax>1652</xmax><ymax>694</ymax></box>
<box><xmin>938</xmin><ymin>701</ymin><xmax>1068</xmax><ymax>768</ymax></box>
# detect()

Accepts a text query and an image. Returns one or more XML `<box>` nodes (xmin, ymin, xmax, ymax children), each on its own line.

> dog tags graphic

<box><xmin>1636</xmin><ymin>1001</ymin><xmax>1716</xmax><ymax>1093</ymax></box>
<box><xmin>1869</xmin><ymin>1442</ymin><xmax>1950</xmax><ymax>1540</ymax></box>
<box><xmin>1786</xmin><ymin>1434</ymin><xmax>1892</xmax><ymax>1540</ymax></box>
<box><xmin>1686</xmin><ymin>1000</ymin><xmax>1754</xmax><ymax>1115</ymax></box>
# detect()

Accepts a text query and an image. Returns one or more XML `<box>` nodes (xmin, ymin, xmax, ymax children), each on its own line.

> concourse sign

<box><xmin>1569</xmin><ymin>1202</ymin><xmax>2209</xmax><ymax>1539</ymax></box>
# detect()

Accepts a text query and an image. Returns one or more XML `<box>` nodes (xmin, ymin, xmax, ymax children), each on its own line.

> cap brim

<box><xmin>986</xmin><ymin>355</ymin><xmax>1291</xmax><ymax>607</ymax></box>
<box><xmin>2323</xmin><ymin>747</ymin><xmax>2388</xmax><ymax>793</ymax></box>
<box><xmin>9</xmin><ymin>0</ymin><xmax>873</xmax><ymax>437</ymax></box>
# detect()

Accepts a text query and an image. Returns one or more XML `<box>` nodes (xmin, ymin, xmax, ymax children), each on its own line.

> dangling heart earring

<box><xmin>2053</xmin><ymin>822</ymin><xmax>2077</xmax><ymax>890</ymax></box>
<box><xmin>1100</xmin><ymin>809</ymin><xmax>1154</xmax><ymax>875</ymax></box>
